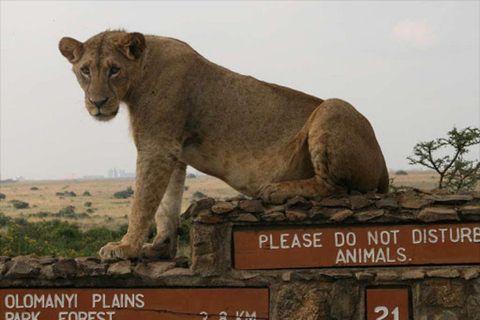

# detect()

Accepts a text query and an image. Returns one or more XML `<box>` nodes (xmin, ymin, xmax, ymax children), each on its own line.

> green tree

<box><xmin>407</xmin><ymin>126</ymin><xmax>480</xmax><ymax>192</ymax></box>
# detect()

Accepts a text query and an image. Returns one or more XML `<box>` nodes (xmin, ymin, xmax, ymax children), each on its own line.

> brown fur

<box><xmin>59</xmin><ymin>31</ymin><xmax>388</xmax><ymax>259</ymax></box>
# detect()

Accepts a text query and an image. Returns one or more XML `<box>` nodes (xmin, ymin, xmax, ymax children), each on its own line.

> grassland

<box><xmin>0</xmin><ymin>170</ymin><xmax>455</xmax><ymax>231</ymax></box>
<box><xmin>0</xmin><ymin>176</ymin><xmax>240</xmax><ymax>231</ymax></box>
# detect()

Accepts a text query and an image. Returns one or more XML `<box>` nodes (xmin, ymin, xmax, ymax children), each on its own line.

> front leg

<box><xmin>99</xmin><ymin>151</ymin><xmax>177</xmax><ymax>260</ymax></box>
<box><xmin>141</xmin><ymin>161</ymin><xmax>187</xmax><ymax>259</ymax></box>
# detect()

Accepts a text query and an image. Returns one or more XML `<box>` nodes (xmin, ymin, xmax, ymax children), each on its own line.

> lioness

<box><xmin>59</xmin><ymin>31</ymin><xmax>388</xmax><ymax>260</ymax></box>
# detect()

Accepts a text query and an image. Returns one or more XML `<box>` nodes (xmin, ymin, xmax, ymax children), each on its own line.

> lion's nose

<box><xmin>89</xmin><ymin>97</ymin><xmax>109</xmax><ymax>108</ymax></box>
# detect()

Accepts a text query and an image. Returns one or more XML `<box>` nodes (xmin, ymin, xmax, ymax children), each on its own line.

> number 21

<box><xmin>374</xmin><ymin>306</ymin><xmax>399</xmax><ymax>320</ymax></box>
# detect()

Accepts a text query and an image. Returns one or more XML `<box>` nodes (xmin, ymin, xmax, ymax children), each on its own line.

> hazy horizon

<box><xmin>1</xmin><ymin>1</ymin><xmax>479</xmax><ymax>180</ymax></box>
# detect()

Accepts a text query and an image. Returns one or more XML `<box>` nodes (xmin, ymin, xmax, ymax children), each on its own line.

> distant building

<box><xmin>108</xmin><ymin>168</ymin><xmax>135</xmax><ymax>179</ymax></box>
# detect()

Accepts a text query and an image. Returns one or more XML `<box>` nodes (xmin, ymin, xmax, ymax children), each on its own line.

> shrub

<box><xmin>113</xmin><ymin>187</ymin><xmax>134</xmax><ymax>199</ymax></box>
<box><xmin>10</xmin><ymin>200</ymin><xmax>29</xmax><ymax>209</ymax></box>
<box><xmin>65</xmin><ymin>191</ymin><xmax>76</xmax><ymax>197</ymax></box>
<box><xmin>178</xmin><ymin>217</ymin><xmax>192</xmax><ymax>248</ymax></box>
<box><xmin>0</xmin><ymin>193</ymin><xmax>5</xmax><ymax>200</ymax></box>
<box><xmin>192</xmin><ymin>191</ymin><xmax>207</xmax><ymax>200</ymax></box>
<box><xmin>30</xmin><ymin>187</ymin><xmax>39</xmax><ymax>191</ymax></box>
<box><xmin>83</xmin><ymin>190</ymin><xmax>91</xmax><ymax>196</ymax></box>
<box><xmin>395</xmin><ymin>170</ymin><xmax>408</xmax><ymax>176</ymax></box>
<box><xmin>0</xmin><ymin>213</ymin><xmax>9</xmax><ymax>226</ymax></box>
<box><xmin>186</xmin><ymin>173</ymin><xmax>196</xmax><ymax>179</ymax></box>
<box><xmin>408</xmin><ymin>126</ymin><xmax>480</xmax><ymax>192</ymax></box>
<box><xmin>56</xmin><ymin>192</ymin><xmax>64</xmax><ymax>196</ymax></box>
<box><xmin>0</xmin><ymin>220</ymin><xmax>127</xmax><ymax>257</ymax></box>
<box><xmin>84</xmin><ymin>202</ymin><xmax>92</xmax><ymax>207</ymax></box>
<box><xmin>58</xmin><ymin>206</ymin><xmax>75</xmax><ymax>217</ymax></box>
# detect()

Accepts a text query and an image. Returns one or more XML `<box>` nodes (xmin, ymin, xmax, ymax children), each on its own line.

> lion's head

<box><xmin>59</xmin><ymin>31</ymin><xmax>146</xmax><ymax>121</ymax></box>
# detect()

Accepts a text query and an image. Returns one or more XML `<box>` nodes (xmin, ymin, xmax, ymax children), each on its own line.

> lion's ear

<box><xmin>115</xmin><ymin>32</ymin><xmax>146</xmax><ymax>60</ymax></box>
<box><xmin>59</xmin><ymin>37</ymin><xmax>84</xmax><ymax>63</ymax></box>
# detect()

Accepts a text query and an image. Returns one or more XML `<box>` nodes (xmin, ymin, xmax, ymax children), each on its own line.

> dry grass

<box><xmin>0</xmin><ymin>170</ymin><xmax>465</xmax><ymax>230</ymax></box>
<box><xmin>0</xmin><ymin>177</ymin><xmax>239</xmax><ymax>230</ymax></box>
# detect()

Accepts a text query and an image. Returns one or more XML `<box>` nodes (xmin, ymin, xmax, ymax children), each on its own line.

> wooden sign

<box><xmin>366</xmin><ymin>288</ymin><xmax>411</xmax><ymax>320</ymax></box>
<box><xmin>0</xmin><ymin>288</ymin><xmax>269</xmax><ymax>320</ymax></box>
<box><xmin>233</xmin><ymin>222</ymin><xmax>480</xmax><ymax>269</ymax></box>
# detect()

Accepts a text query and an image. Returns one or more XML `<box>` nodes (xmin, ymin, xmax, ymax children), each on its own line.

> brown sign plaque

<box><xmin>366</xmin><ymin>288</ymin><xmax>411</xmax><ymax>320</ymax></box>
<box><xmin>233</xmin><ymin>222</ymin><xmax>480</xmax><ymax>269</ymax></box>
<box><xmin>0</xmin><ymin>288</ymin><xmax>269</xmax><ymax>320</ymax></box>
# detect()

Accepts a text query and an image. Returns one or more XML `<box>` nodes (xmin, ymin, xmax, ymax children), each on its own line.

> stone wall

<box><xmin>1</xmin><ymin>190</ymin><xmax>479</xmax><ymax>320</ymax></box>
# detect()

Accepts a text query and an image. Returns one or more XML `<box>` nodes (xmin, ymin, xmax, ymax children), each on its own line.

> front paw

<box><xmin>260</xmin><ymin>183</ymin><xmax>290</xmax><ymax>204</ymax></box>
<box><xmin>141</xmin><ymin>235</ymin><xmax>177</xmax><ymax>260</ymax></box>
<box><xmin>99</xmin><ymin>241</ymin><xmax>140</xmax><ymax>260</ymax></box>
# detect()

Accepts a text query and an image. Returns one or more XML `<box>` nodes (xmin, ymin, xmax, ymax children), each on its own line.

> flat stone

<box><xmin>422</xmin><ymin>279</ymin><xmax>465</xmax><ymax>308</ymax></box>
<box><xmin>320</xmin><ymin>197</ymin><xmax>350</xmax><ymax>208</ymax></box>
<box><xmin>40</xmin><ymin>265</ymin><xmax>55</xmax><ymax>280</ymax></box>
<box><xmin>355</xmin><ymin>271</ymin><xmax>375</xmax><ymax>281</ymax></box>
<box><xmin>265</xmin><ymin>205</ymin><xmax>285</xmax><ymax>214</ymax></box>
<box><xmin>260</xmin><ymin>211</ymin><xmax>286</xmax><ymax>222</ymax></box>
<box><xmin>355</xmin><ymin>209</ymin><xmax>385</xmax><ymax>221</ymax></box>
<box><xmin>0</xmin><ymin>261</ymin><xmax>6</xmax><ymax>277</ymax></box>
<box><xmin>418</xmin><ymin>207</ymin><xmax>459</xmax><ymax>222</ymax></box>
<box><xmin>231</xmin><ymin>213</ymin><xmax>259</xmax><ymax>222</ymax></box>
<box><xmin>460</xmin><ymin>205</ymin><xmax>480</xmax><ymax>216</ymax></box>
<box><xmin>426</xmin><ymin>269</ymin><xmax>461</xmax><ymax>278</ymax></box>
<box><xmin>324</xmin><ymin>271</ymin><xmax>353</xmax><ymax>279</ymax></box>
<box><xmin>434</xmin><ymin>311</ymin><xmax>458</xmax><ymax>320</ymax></box>
<box><xmin>401</xmin><ymin>270</ymin><xmax>425</xmax><ymax>280</ymax></box>
<box><xmin>463</xmin><ymin>268</ymin><xmax>479</xmax><ymax>280</ymax></box>
<box><xmin>11</xmin><ymin>255</ymin><xmax>41</xmax><ymax>269</ymax></box>
<box><xmin>5</xmin><ymin>261</ymin><xmax>38</xmax><ymax>279</ymax></box>
<box><xmin>183</xmin><ymin>197</ymin><xmax>215</xmax><ymax>219</ymax></box>
<box><xmin>330</xmin><ymin>209</ymin><xmax>354</xmax><ymax>222</ymax></box>
<box><xmin>385</xmin><ymin>210</ymin><xmax>416</xmax><ymax>221</ymax></box>
<box><xmin>399</xmin><ymin>198</ymin><xmax>430</xmax><ymax>209</ymax></box>
<box><xmin>160</xmin><ymin>267</ymin><xmax>195</xmax><ymax>277</ymax></box>
<box><xmin>285</xmin><ymin>196</ymin><xmax>312</xmax><ymax>211</ymax></box>
<box><xmin>239</xmin><ymin>199</ymin><xmax>264</xmax><ymax>213</ymax></box>
<box><xmin>376</xmin><ymin>198</ymin><xmax>399</xmax><ymax>210</ymax></box>
<box><xmin>0</xmin><ymin>257</ymin><xmax>11</xmax><ymax>263</ymax></box>
<box><xmin>376</xmin><ymin>271</ymin><xmax>399</xmax><ymax>281</ymax></box>
<box><xmin>53</xmin><ymin>259</ymin><xmax>77</xmax><ymax>278</ymax></box>
<box><xmin>349</xmin><ymin>195</ymin><xmax>372</xmax><ymax>210</ymax></box>
<box><xmin>434</xmin><ymin>194</ymin><xmax>472</xmax><ymax>205</ymax></box>
<box><xmin>196</xmin><ymin>211</ymin><xmax>222</xmax><ymax>224</ymax></box>
<box><xmin>134</xmin><ymin>261</ymin><xmax>176</xmax><ymax>279</ymax></box>
<box><xmin>309</xmin><ymin>207</ymin><xmax>338</xmax><ymax>220</ymax></box>
<box><xmin>38</xmin><ymin>256</ymin><xmax>57</xmax><ymax>265</ymax></box>
<box><xmin>76</xmin><ymin>258</ymin><xmax>107</xmax><ymax>276</ymax></box>
<box><xmin>286</xmin><ymin>210</ymin><xmax>308</xmax><ymax>222</ymax></box>
<box><xmin>107</xmin><ymin>260</ymin><xmax>132</xmax><ymax>277</ymax></box>
<box><xmin>233</xmin><ymin>270</ymin><xmax>262</xmax><ymax>280</ymax></box>
<box><xmin>211</xmin><ymin>201</ymin><xmax>237</xmax><ymax>214</ymax></box>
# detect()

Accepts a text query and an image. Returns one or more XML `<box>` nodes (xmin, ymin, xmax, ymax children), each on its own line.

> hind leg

<box><xmin>260</xmin><ymin>130</ymin><xmax>341</xmax><ymax>204</ymax></box>
<box><xmin>260</xmin><ymin>100</ymin><xmax>353</xmax><ymax>204</ymax></box>
<box><xmin>141</xmin><ymin>162</ymin><xmax>187</xmax><ymax>259</ymax></box>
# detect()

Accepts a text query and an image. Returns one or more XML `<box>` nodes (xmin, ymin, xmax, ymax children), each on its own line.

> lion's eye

<box><xmin>81</xmin><ymin>67</ymin><xmax>90</xmax><ymax>76</ymax></box>
<box><xmin>110</xmin><ymin>67</ymin><xmax>120</xmax><ymax>76</ymax></box>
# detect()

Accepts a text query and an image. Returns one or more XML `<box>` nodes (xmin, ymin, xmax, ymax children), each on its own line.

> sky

<box><xmin>1</xmin><ymin>1</ymin><xmax>479</xmax><ymax>180</ymax></box>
